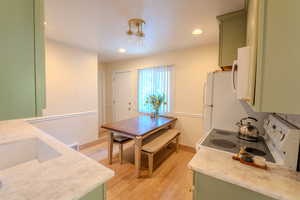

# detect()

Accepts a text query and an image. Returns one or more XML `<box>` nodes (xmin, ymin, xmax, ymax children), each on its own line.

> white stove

<box><xmin>199</xmin><ymin>129</ymin><xmax>275</xmax><ymax>163</ymax></box>
<box><xmin>198</xmin><ymin>114</ymin><xmax>300</xmax><ymax>171</ymax></box>
<box><xmin>264</xmin><ymin>114</ymin><xmax>300</xmax><ymax>170</ymax></box>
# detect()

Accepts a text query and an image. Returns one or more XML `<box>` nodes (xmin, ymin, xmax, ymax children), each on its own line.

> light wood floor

<box><xmin>81</xmin><ymin>141</ymin><xmax>195</xmax><ymax>200</ymax></box>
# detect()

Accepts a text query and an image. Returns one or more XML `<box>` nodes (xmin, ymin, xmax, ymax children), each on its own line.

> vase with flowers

<box><xmin>145</xmin><ymin>94</ymin><xmax>167</xmax><ymax>118</ymax></box>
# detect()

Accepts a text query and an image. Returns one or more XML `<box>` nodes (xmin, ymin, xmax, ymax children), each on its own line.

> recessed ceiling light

<box><xmin>192</xmin><ymin>29</ymin><xmax>203</xmax><ymax>35</ymax></box>
<box><xmin>44</xmin><ymin>21</ymin><xmax>47</xmax><ymax>26</ymax></box>
<box><xmin>118</xmin><ymin>48</ymin><xmax>126</xmax><ymax>53</ymax></box>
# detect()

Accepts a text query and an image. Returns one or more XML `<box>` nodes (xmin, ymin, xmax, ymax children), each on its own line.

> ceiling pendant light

<box><xmin>127</xmin><ymin>18</ymin><xmax>146</xmax><ymax>47</ymax></box>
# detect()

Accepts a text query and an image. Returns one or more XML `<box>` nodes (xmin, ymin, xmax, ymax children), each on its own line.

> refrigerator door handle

<box><xmin>203</xmin><ymin>82</ymin><xmax>206</xmax><ymax>116</ymax></box>
<box><xmin>203</xmin><ymin>82</ymin><xmax>206</xmax><ymax>105</ymax></box>
<box><xmin>232</xmin><ymin>60</ymin><xmax>237</xmax><ymax>92</ymax></box>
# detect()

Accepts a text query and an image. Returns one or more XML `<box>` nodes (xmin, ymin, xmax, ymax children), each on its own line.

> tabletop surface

<box><xmin>101</xmin><ymin>116</ymin><xmax>177</xmax><ymax>137</ymax></box>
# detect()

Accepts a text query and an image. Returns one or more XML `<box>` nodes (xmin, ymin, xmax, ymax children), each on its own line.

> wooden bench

<box><xmin>142</xmin><ymin>128</ymin><xmax>180</xmax><ymax>177</ymax></box>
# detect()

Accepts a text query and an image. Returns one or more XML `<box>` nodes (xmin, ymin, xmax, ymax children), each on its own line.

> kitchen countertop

<box><xmin>0</xmin><ymin>120</ymin><xmax>114</xmax><ymax>200</ymax></box>
<box><xmin>188</xmin><ymin>147</ymin><xmax>300</xmax><ymax>200</ymax></box>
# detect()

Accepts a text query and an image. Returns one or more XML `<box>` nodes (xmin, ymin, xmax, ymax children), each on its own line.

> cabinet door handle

<box><xmin>232</xmin><ymin>60</ymin><xmax>237</xmax><ymax>92</ymax></box>
<box><xmin>189</xmin><ymin>186</ymin><xmax>195</xmax><ymax>192</ymax></box>
<box><xmin>241</xmin><ymin>98</ymin><xmax>251</xmax><ymax>102</ymax></box>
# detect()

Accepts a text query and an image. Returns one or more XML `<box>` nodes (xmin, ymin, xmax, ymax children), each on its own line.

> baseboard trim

<box><xmin>81</xmin><ymin>130</ymin><xmax>111</xmax><ymax>150</ymax></box>
<box><xmin>179</xmin><ymin>144</ymin><xmax>196</xmax><ymax>153</ymax></box>
<box><xmin>79</xmin><ymin>136</ymin><xmax>107</xmax><ymax>150</ymax></box>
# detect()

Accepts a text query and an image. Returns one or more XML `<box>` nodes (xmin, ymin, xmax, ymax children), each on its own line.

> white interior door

<box><xmin>112</xmin><ymin>71</ymin><xmax>134</xmax><ymax>122</ymax></box>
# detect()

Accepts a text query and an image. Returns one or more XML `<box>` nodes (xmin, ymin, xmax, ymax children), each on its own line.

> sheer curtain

<box><xmin>138</xmin><ymin>65</ymin><xmax>173</xmax><ymax>114</ymax></box>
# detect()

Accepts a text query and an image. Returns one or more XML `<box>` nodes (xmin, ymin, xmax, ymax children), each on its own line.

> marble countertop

<box><xmin>0</xmin><ymin>120</ymin><xmax>114</xmax><ymax>200</ymax></box>
<box><xmin>188</xmin><ymin>147</ymin><xmax>300</xmax><ymax>200</ymax></box>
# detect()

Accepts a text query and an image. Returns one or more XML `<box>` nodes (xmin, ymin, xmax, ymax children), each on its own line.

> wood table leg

<box><xmin>148</xmin><ymin>153</ymin><xmax>154</xmax><ymax>177</ymax></box>
<box><xmin>108</xmin><ymin>132</ymin><xmax>113</xmax><ymax>165</ymax></box>
<box><xmin>176</xmin><ymin>135</ymin><xmax>179</xmax><ymax>153</ymax></box>
<box><xmin>119</xmin><ymin>143</ymin><xmax>123</xmax><ymax>164</ymax></box>
<box><xmin>134</xmin><ymin>136</ymin><xmax>142</xmax><ymax>178</ymax></box>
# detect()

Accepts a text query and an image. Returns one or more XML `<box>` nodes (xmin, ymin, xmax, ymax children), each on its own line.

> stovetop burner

<box><xmin>201</xmin><ymin>129</ymin><xmax>275</xmax><ymax>163</ymax></box>
<box><xmin>237</xmin><ymin>133</ymin><xmax>259</xmax><ymax>142</ymax></box>
<box><xmin>215</xmin><ymin>130</ymin><xmax>232</xmax><ymax>136</ymax></box>
<box><xmin>245</xmin><ymin>147</ymin><xmax>266</xmax><ymax>156</ymax></box>
<box><xmin>211</xmin><ymin>139</ymin><xmax>237</xmax><ymax>149</ymax></box>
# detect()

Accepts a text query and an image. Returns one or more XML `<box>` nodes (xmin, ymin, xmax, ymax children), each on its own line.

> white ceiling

<box><xmin>45</xmin><ymin>0</ymin><xmax>245</xmax><ymax>62</ymax></box>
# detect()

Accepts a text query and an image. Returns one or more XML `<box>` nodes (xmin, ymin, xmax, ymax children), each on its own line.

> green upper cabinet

<box><xmin>247</xmin><ymin>0</ymin><xmax>300</xmax><ymax>114</ymax></box>
<box><xmin>34</xmin><ymin>0</ymin><xmax>46</xmax><ymax>116</ymax></box>
<box><xmin>217</xmin><ymin>10</ymin><xmax>247</xmax><ymax>68</ymax></box>
<box><xmin>0</xmin><ymin>0</ymin><xmax>45</xmax><ymax>121</ymax></box>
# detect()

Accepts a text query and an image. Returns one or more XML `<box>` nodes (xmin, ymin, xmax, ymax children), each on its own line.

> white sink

<box><xmin>0</xmin><ymin>138</ymin><xmax>61</xmax><ymax>171</ymax></box>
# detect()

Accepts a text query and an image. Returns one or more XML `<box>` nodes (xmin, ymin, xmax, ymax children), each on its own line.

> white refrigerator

<box><xmin>202</xmin><ymin>71</ymin><xmax>265</xmax><ymax>135</ymax></box>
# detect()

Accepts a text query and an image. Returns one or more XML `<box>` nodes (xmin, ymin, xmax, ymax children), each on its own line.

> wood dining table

<box><xmin>101</xmin><ymin>115</ymin><xmax>177</xmax><ymax>178</ymax></box>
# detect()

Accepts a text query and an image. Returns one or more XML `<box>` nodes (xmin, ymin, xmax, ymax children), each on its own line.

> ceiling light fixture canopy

<box><xmin>192</xmin><ymin>29</ymin><xmax>203</xmax><ymax>35</ymax></box>
<box><xmin>118</xmin><ymin>48</ymin><xmax>126</xmax><ymax>53</ymax></box>
<box><xmin>127</xmin><ymin>18</ymin><xmax>146</xmax><ymax>46</ymax></box>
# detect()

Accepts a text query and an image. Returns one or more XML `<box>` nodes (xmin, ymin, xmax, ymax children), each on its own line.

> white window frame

<box><xmin>136</xmin><ymin>65</ymin><xmax>175</xmax><ymax>114</ymax></box>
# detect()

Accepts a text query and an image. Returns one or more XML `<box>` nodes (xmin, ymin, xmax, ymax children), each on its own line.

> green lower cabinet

<box><xmin>193</xmin><ymin>172</ymin><xmax>275</xmax><ymax>200</ymax></box>
<box><xmin>80</xmin><ymin>184</ymin><xmax>106</xmax><ymax>200</ymax></box>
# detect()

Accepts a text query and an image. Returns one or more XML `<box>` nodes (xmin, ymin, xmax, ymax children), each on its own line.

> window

<box><xmin>138</xmin><ymin>66</ymin><xmax>173</xmax><ymax>113</ymax></box>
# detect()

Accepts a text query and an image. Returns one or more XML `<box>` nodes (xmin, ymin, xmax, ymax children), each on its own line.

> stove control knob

<box><xmin>264</xmin><ymin>119</ymin><xmax>270</xmax><ymax>125</ymax></box>
<box><xmin>280</xmin><ymin>133</ymin><xmax>286</xmax><ymax>141</ymax></box>
<box><xmin>264</xmin><ymin>119</ymin><xmax>270</xmax><ymax>129</ymax></box>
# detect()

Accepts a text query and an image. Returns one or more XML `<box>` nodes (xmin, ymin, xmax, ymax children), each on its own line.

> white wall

<box><xmin>43</xmin><ymin>40</ymin><xmax>98</xmax><ymax>116</ymax></box>
<box><xmin>31</xmin><ymin>40</ymin><xmax>99</xmax><ymax>146</ymax></box>
<box><xmin>103</xmin><ymin>44</ymin><xmax>219</xmax><ymax>147</ymax></box>
<box><xmin>29</xmin><ymin>112</ymin><xmax>98</xmax><ymax>146</ymax></box>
